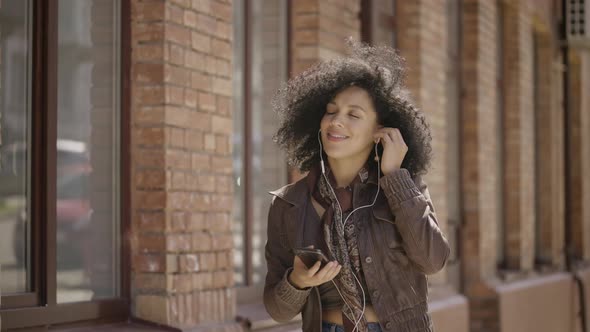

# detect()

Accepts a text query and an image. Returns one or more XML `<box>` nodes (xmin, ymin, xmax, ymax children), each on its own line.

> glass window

<box><xmin>232</xmin><ymin>0</ymin><xmax>246</xmax><ymax>286</ymax></box>
<box><xmin>361</xmin><ymin>0</ymin><xmax>396</xmax><ymax>47</ymax></box>
<box><xmin>249</xmin><ymin>0</ymin><xmax>289</xmax><ymax>284</ymax></box>
<box><xmin>56</xmin><ymin>0</ymin><xmax>121</xmax><ymax>303</ymax></box>
<box><xmin>232</xmin><ymin>0</ymin><xmax>288</xmax><ymax>288</ymax></box>
<box><xmin>0</xmin><ymin>0</ymin><xmax>33</xmax><ymax>294</ymax></box>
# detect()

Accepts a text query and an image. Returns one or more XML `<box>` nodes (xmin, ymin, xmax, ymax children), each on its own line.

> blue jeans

<box><xmin>321</xmin><ymin>321</ymin><xmax>382</xmax><ymax>332</ymax></box>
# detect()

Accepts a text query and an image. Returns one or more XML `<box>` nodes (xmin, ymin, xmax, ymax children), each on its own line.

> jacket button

<box><xmin>385</xmin><ymin>321</ymin><xmax>392</xmax><ymax>330</ymax></box>
<box><xmin>365</xmin><ymin>256</ymin><xmax>373</xmax><ymax>263</ymax></box>
<box><xmin>372</xmin><ymin>290</ymin><xmax>380</xmax><ymax>298</ymax></box>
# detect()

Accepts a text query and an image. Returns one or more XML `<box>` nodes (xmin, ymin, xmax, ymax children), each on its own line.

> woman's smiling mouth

<box><xmin>327</xmin><ymin>132</ymin><xmax>349</xmax><ymax>142</ymax></box>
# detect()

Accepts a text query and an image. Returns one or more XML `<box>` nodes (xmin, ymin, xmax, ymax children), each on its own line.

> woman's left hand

<box><xmin>373</xmin><ymin>127</ymin><xmax>408</xmax><ymax>175</ymax></box>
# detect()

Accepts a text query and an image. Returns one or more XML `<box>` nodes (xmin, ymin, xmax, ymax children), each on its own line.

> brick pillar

<box><xmin>461</xmin><ymin>1</ymin><xmax>501</xmax><ymax>331</ymax></box>
<box><xmin>584</xmin><ymin>51</ymin><xmax>590</xmax><ymax>261</ymax></box>
<box><xmin>130</xmin><ymin>0</ymin><xmax>239</xmax><ymax>330</ymax></box>
<box><xmin>394</xmin><ymin>0</ymin><xmax>449</xmax><ymax>286</ymax></box>
<box><xmin>290</xmin><ymin>0</ymin><xmax>361</xmax><ymax>73</ymax></box>
<box><xmin>568</xmin><ymin>49</ymin><xmax>590</xmax><ymax>261</ymax></box>
<box><xmin>501</xmin><ymin>0</ymin><xmax>536</xmax><ymax>271</ymax></box>
<box><xmin>289</xmin><ymin>0</ymin><xmax>361</xmax><ymax>181</ymax></box>
<box><xmin>533</xmin><ymin>26</ymin><xmax>565</xmax><ymax>268</ymax></box>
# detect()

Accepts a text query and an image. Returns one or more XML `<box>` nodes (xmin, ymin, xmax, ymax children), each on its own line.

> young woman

<box><xmin>263</xmin><ymin>40</ymin><xmax>450</xmax><ymax>332</ymax></box>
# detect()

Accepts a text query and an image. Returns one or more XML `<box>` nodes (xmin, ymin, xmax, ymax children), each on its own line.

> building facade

<box><xmin>1</xmin><ymin>0</ymin><xmax>590</xmax><ymax>331</ymax></box>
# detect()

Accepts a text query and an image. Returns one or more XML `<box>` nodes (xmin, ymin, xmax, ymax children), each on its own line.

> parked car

<box><xmin>5</xmin><ymin>139</ymin><xmax>93</xmax><ymax>269</ymax></box>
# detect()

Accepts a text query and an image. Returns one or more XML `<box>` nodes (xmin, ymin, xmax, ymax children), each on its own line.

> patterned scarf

<box><xmin>306</xmin><ymin>161</ymin><xmax>376</xmax><ymax>332</ymax></box>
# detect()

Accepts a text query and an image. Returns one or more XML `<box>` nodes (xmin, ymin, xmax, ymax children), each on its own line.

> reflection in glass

<box><xmin>232</xmin><ymin>0</ymin><xmax>288</xmax><ymax>286</ymax></box>
<box><xmin>249</xmin><ymin>0</ymin><xmax>288</xmax><ymax>285</ymax></box>
<box><xmin>232</xmin><ymin>0</ymin><xmax>246</xmax><ymax>286</ymax></box>
<box><xmin>0</xmin><ymin>0</ymin><xmax>33</xmax><ymax>294</ymax></box>
<box><xmin>56</xmin><ymin>0</ymin><xmax>120</xmax><ymax>303</ymax></box>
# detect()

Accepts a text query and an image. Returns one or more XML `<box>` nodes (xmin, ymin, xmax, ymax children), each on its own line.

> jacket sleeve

<box><xmin>379</xmin><ymin>168</ymin><xmax>450</xmax><ymax>274</ymax></box>
<box><xmin>263</xmin><ymin>195</ymin><xmax>311</xmax><ymax>322</ymax></box>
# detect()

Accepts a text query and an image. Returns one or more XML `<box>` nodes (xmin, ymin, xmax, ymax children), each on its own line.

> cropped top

<box><xmin>318</xmin><ymin>273</ymin><xmax>372</xmax><ymax>309</ymax></box>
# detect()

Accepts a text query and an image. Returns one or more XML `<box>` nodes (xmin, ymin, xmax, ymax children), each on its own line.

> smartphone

<box><xmin>292</xmin><ymin>247</ymin><xmax>329</xmax><ymax>269</ymax></box>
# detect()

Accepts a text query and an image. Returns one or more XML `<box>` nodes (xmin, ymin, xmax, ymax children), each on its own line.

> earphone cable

<box><xmin>318</xmin><ymin>129</ymin><xmax>380</xmax><ymax>332</ymax></box>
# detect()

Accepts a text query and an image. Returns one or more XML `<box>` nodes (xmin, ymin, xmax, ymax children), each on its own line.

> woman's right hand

<box><xmin>288</xmin><ymin>255</ymin><xmax>342</xmax><ymax>289</ymax></box>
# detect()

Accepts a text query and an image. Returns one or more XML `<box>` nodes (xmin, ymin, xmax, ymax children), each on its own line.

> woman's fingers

<box><xmin>374</xmin><ymin>131</ymin><xmax>392</xmax><ymax>145</ymax></box>
<box><xmin>375</xmin><ymin>128</ymin><xmax>397</xmax><ymax>141</ymax></box>
<box><xmin>306</xmin><ymin>260</ymin><xmax>322</xmax><ymax>277</ymax></box>
<box><xmin>313</xmin><ymin>261</ymin><xmax>341</xmax><ymax>283</ymax></box>
<box><xmin>314</xmin><ymin>261</ymin><xmax>337</xmax><ymax>280</ymax></box>
<box><xmin>292</xmin><ymin>255</ymin><xmax>343</xmax><ymax>287</ymax></box>
<box><xmin>323</xmin><ymin>264</ymin><xmax>342</xmax><ymax>281</ymax></box>
<box><xmin>374</xmin><ymin>128</ymin><xmax>407</xmax><ymax>149</ymax></box>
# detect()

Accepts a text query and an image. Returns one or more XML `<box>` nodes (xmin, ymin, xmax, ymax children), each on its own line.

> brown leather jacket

<box><xmin>263</xmin><ymin>168</ymin><xmax>450</xmax><ymax>332</ymax></box>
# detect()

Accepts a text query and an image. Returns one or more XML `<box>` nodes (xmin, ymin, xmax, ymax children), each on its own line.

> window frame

<box><xmin>233</xmin><ymin>0</ymin><xmax>291</xmax><ymax>303</ymax></box>
<box><xmin>0</xmin><ymin>0</ymin><xmax>131</xmax><ymax>329</ymax></box>
<box><xmin>360</xmin><ymin>0</ymin><xmax>396</xmax><ymax>47</ymax></box>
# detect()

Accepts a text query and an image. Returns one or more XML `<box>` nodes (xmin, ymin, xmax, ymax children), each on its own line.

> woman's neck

<box><xmin>326</xmin><ymin>153</ymin><xmax>370</xmax><ymax>188</ymax></box>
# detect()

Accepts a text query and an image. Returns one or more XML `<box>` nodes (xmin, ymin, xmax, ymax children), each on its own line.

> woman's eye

<box><xmin>349</xmin><ymin>114</ymin><xmax>360</xmax><ymax>119</ymax></box>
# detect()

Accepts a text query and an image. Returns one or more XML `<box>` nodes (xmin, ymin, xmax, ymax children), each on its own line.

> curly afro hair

<box><xmin>272</xmin><ymin>39</ymin><xmax>433</xmax><ymax>177</ymax></box>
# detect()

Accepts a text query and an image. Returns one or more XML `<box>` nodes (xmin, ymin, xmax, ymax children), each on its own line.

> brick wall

<box><xmin>532</xmin><ymin>20</ymin><xmax>565</xmax><ymax>268</ymax></box>
<box><xmin>568</xmin><ymin>49</ymin><xmax>590</xmax><ymax>261</ymax></box>
<box><xmin>290</xmin><ymin>0</ymin><xmax>361</xmax><ymax>77</ymax></box>
<box><xmin>123</xmin><ymin>0</ymin><xmax>590</xmax><ymax>331</ymax></box>
<box><xmin>500</xmin><ymin>0</ymin><xmax>536</xmax><ymax>271</ymax></box>
<box><xmin>460</xmin><ymin>0</ymin><xmax>501</xmax><ymax>330</ymax></box>
<box><xmin>130</xmin><ymin>0</ymin><xmax>238</xmax><ymax>330</ymax></box>
<box><xmin>363</xmin><ymin>0</ymin><xmax>394</xmax><ymax>47</ymax></box>
<box><xmin>289</xmin><ymin>0</ymin><xmax>361</xmax><ymax>182</ymax></box>
<box><xmin>394</xmin><ymin>0</ymin><xmax>450</xmax><ymax>286</ymax></box>
<box><xmin>583</xmin><ymin>53</ymin><xmax>590</xmax><ymax>257</ymax></box>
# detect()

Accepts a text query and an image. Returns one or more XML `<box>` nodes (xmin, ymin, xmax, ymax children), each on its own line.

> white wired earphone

<box><xmin>318</xmin><ymin>129</ymin><xmax>381</xmax><ymax>332</ymax></box>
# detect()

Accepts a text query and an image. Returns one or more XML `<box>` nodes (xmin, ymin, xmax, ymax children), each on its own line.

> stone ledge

<box><xmin>495</xmin><ymin>272</ymin><xmax>574</xmax><ymax>332</ymax></box>
<box><xmin>429</xmin><ymin>293</ymin><xmax>469</xmax><ymax>332</ymax></box>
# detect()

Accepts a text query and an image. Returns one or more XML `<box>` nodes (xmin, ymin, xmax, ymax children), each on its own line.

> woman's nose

<box><xmin>329</xmin><ymin>115</ymin><xmax>344</xmax><ymax>128</ymax></box>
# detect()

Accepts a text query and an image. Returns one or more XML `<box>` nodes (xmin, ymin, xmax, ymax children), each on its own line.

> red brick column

<box><xmin>130</xmin><ymin>0</ymin><xmax>238</xmax><ymax>330</ymax></box>
<box><xmin>501</xmin><ymin>1</ymin><xmax>536</xmax><ymax>271</ymax></box>
<box><xmin>533</xmin><ymin>25</ymin><xmax>565</xmax><ymax>268</ymax></box>
<box><xmin>290</xmin><ymin>0</ymin><xmax>361</xmax><ymax>77</ymax></box>
<box><xmin>394</xmin><ymin>0</ymin><xmax>450</xmax><ymax>286</ymax></box>
<box><xmin>289</xmin><ymin>0</ymin><xmax>361</xmax><ymax>181</ymax></box>
<box><xmin>460</xmin><ymin>1</ymin><xmax>502</xmax><ymax>330</ymax></box>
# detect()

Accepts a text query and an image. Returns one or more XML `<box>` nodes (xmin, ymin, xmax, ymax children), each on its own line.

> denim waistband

<box><xmin>321</xmin><ymin>321</ymin><xmax>382</xmax><ymax>332</ymax></box>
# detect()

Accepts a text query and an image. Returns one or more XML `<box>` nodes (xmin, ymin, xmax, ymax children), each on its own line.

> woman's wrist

<box><xmin>287</xmin><ymin>270</ymin><xmax>309</xmax><ymax>290</ymax></box>
<box><xmin>382</xmin><ymin>166</ymin><xmax>401</xmax><ymax>177</ymax></box>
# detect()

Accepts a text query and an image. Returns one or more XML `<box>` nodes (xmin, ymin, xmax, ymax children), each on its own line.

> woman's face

<box><xmin>320</xmin><ymin>86</ymin><xmax>379</xmax><ymax>162</ymax></box>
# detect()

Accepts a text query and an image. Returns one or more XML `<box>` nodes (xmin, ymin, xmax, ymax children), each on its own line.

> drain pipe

<box><xmin>561</xmin><ymin>0</ymin><xmax>587</xmax><ymax>331</ymax></box>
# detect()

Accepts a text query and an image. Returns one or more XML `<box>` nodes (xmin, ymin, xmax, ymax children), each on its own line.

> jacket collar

<box><xmin>269</xmin><ymin>174</ymin><xmax>393</xmax><ymax>223</ymax></box>
<box><xmin>268</xmin><ymin>171</ymin><xmax>381</xmax><ymax>205</ymax></box>
<box><xmin>268</xmin><ymin>176</ymin><xmax>310</xmax><ymax>206</ymax></box>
